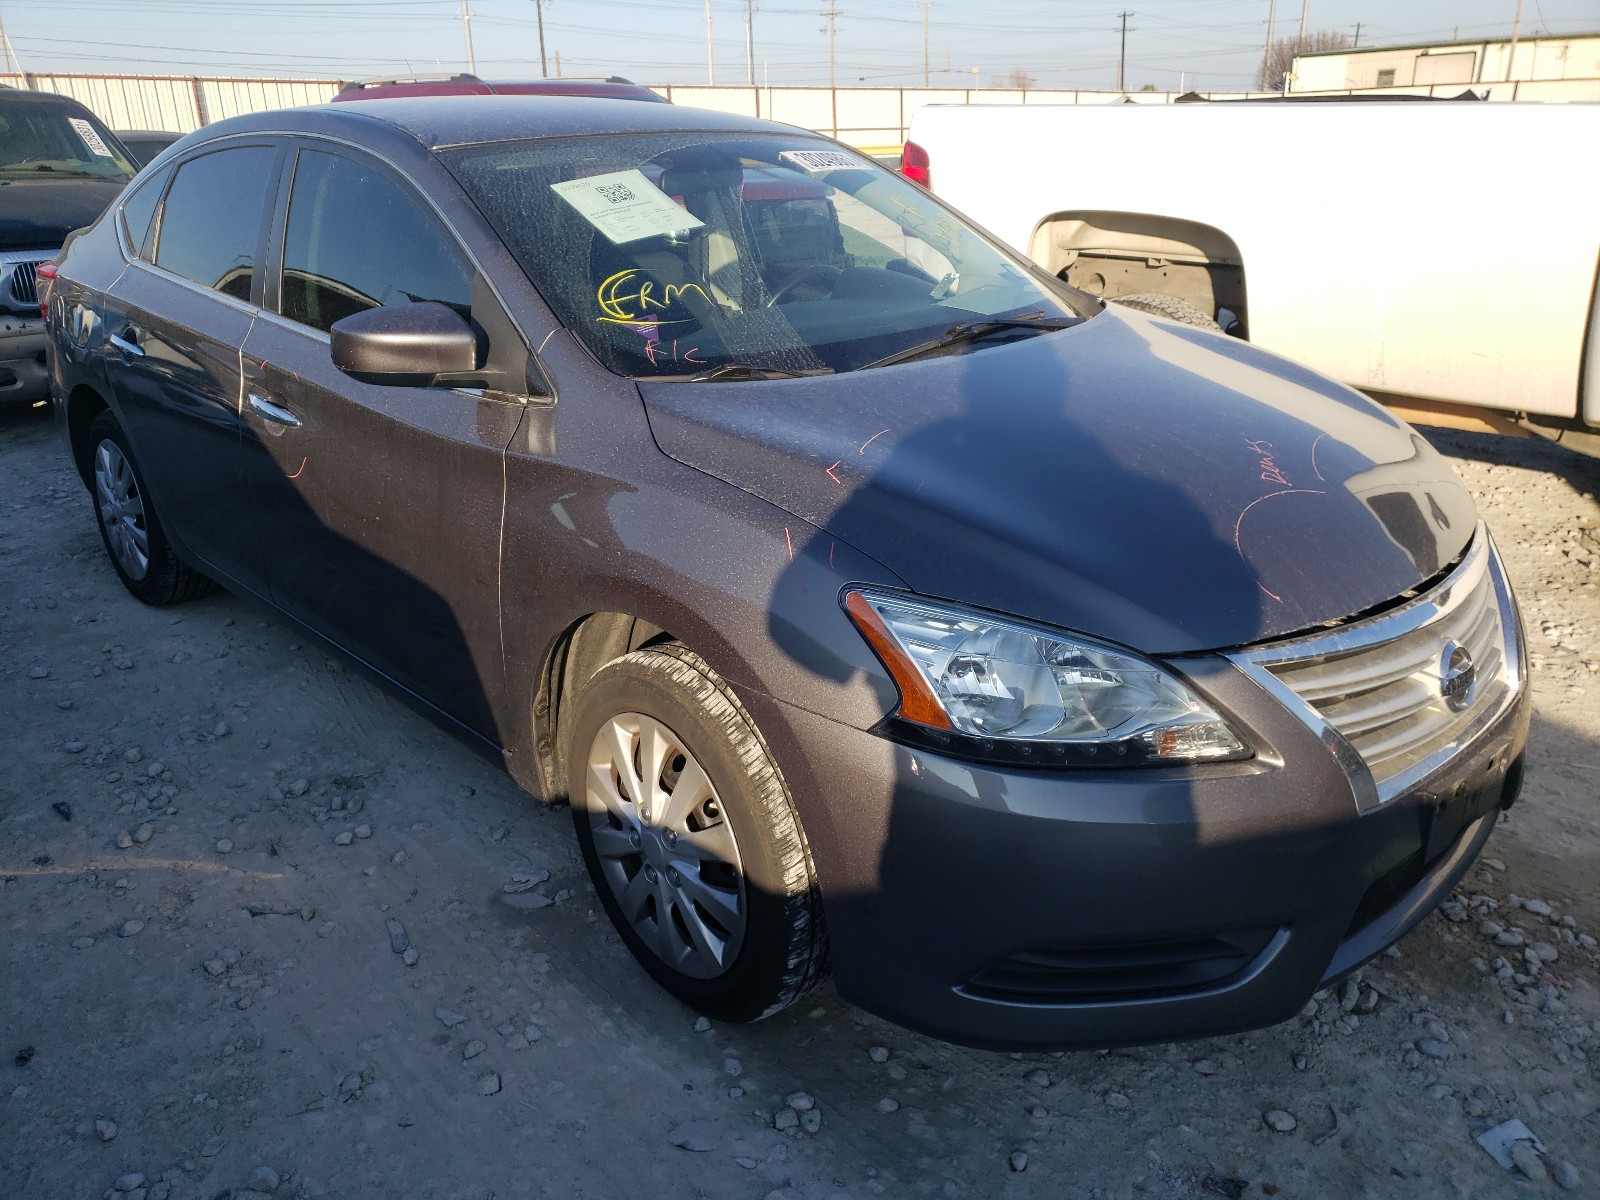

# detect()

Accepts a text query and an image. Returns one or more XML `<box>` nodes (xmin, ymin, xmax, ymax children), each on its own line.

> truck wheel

<box><xmin>1113</xmin><ymin>293</ymin><xmax>1224</xmax><ymax>332</ymax></box>
<box><xmin>88</xmin><ymin>411</ymin><xmax>214</xmax><ymax>605</ymax></box>
<box><xmin>568</xmin><ymin>643</ymin><xmax>829</xmax><ymax>1022</ymax></box>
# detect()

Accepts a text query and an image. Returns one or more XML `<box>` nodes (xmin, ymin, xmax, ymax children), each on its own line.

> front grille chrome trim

<box><xmin>1228</xmin><ymin>523</ymin><xmax>1522</xmax><ymax>812</ymax></box>
<box><xmin>1</xmin><ymin>250</ymin><xmax>53</xmax><ymax>312</ymax></box>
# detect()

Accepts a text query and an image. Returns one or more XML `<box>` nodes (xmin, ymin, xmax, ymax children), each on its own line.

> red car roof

<box><xmin>333</xmin><ymin>77</ymin><xmax>666</xmax><ymax>104</ymax></box>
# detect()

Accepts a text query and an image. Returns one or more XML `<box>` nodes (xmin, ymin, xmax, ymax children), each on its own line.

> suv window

<box><xmin>120</xmin><ymin>165</ymin><xmax>171</xmax><ymax>260</ymax></box>
<box><xmin>279</xmin><ymin>148</ymin><xmax>472</xmax><ymax>334</ymax></box>
<box><xmin>154</xmin><ymin>145</ymin><xmax>276</xmax><ymax>300</ymax></box>
<box><xmin>0</xmin><ymin>99</ymin><xmax>137</xmax><ymax>180</ymax></box>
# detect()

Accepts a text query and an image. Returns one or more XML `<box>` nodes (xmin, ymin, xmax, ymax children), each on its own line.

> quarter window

<box><xmin>279</xmin><ymin>149</ymin><xmax>472</xmax><ymax>334</ymax></box>
<box><xmin>119</xmin><ymin>165</ymin><xmax>171</xmax><ymax>261</ymax></box>
<box><xmin>154</xmin><ymin>146</ymin><xmax>276</xmax><ymax>300</ymax></box>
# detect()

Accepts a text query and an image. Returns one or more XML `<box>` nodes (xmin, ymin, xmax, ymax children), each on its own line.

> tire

<box><xmin>1113</xmin><ymin>292</ymin><xmax>1224</xmax><ymax>332</ymax></box>
<box><xmin>568</xmin><ymin>643</ymin><xmax>828</xmax><ymax>1022</ymax></box>
<box><xmin>87</xmin><ymin>411</ymin><xmax>214</xmax><ymax>606</ymax></box>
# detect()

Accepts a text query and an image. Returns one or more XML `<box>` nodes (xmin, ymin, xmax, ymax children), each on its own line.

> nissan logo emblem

<box><xmin>1439</xmin><ymin>641</ymin><xmax>1476</xmax><ymax>713</ymax></box>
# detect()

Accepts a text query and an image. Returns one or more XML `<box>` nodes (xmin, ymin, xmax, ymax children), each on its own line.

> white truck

<box><xmin>902</xmin><ymin>100</ymin><xmax>1600</xmax><ymax>444</ymax></box>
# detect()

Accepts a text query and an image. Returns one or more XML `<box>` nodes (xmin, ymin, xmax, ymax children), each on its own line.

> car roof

<box><xmin>201</xmin><ymin>94</ymin><xmax>803</xmax><ymax>152</ymax></box>
<box><xmin>0</xmin><ymin>87</ymin><xmax>100</xmax><ymax>116</ymax></box>
<box><xmin>333</xmin><ymin>78</ymin><xmax>667</xmax><ymax>104</ymax></box>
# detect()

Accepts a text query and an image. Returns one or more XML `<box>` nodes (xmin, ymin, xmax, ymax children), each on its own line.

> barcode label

<box><xmin>779</xmin><ymin>149</ymin><xmax>861</xmax><ymax>173</ymax></box>
<box><xmin>68</xmin><ymin>117</ymin><xmax>114</xmax><ymax>158</ymax></box>
<box><xmin>597</xmin><ymin>182</ymin><xmax>637</xmax><ymax>205</ymax></box>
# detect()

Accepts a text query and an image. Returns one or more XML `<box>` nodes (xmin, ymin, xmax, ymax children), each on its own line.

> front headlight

<box><xmin>844</xmin><ymin>589</ymin><xmax>1249</xmax><ymax>767</ymax></box>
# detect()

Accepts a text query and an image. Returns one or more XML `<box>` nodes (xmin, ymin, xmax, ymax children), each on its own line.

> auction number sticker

<box><xmin>779</xmin><ymin>149</ymin><xmax>860</xmax><ymax>173</ymax></box>
<box><xmin>68</xmin><ymin>117</ymin><xmax>114</xmax><ymax>158</ymax></box>
<box><xmin>551</xmin><ymin>169</ymin><xmax>704</xmax><ymax>245</ymax></box>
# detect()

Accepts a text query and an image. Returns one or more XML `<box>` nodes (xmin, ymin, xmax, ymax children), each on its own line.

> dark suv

<box><xmin>1</xmin><ymin>86</ymin><xmax>136</xmax><ymax>408</ymax></box>
<box><xmin>45</xmin><ymin>96</ymin><xmax>1528</xmax><ymax>1049</ymax></box>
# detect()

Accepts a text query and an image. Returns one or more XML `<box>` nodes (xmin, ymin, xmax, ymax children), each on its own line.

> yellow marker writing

<box><xmin>596</xmin><ymin>270</ymin><xmax>711</xmax><ymax>325</ymax></box>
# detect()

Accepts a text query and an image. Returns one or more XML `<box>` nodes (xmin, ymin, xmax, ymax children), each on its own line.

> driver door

<box><xmin>237</xmin><ymin>143</ymin><xmax>525</xmax><ymax>741</ymax></box>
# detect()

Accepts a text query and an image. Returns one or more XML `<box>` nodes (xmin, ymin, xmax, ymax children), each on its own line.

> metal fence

<box><xmin>5</xmin><ymin>72</ymin><xmax>1270</xmax><ymax>145</ymax></box>
<box><xmin>1</xmin><ymin>74</ymin><xmax>342</xmax><ymax>134</ymax></box>
<box><xmin>8</xmin><ymin>72</ymin><xmax>1596</xmax><ymax>146</ymax></box>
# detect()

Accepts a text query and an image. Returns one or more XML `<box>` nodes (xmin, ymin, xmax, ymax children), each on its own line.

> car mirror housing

<box><xmin>329</xmin><ymin>302</ymin><xmax>479</xmax><ymax>385</ymax></box>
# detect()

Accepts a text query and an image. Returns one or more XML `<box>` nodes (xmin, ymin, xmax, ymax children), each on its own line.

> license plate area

<box><xmin>1419</xmin><ymin>752</ymin><xmax>1509</xmax><ymax>864</ymax></box>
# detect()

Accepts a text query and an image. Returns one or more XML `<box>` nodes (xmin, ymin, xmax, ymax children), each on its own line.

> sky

<box><xmin>1</xmin><ymin>0</ymin><xmax>1596</xmax><ymax>93</ymax></box>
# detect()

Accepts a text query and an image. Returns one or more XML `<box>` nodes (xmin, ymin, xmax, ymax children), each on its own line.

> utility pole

<box><xmin>1296</xmin><ymin>0</ymin><xmax>1309</xmax><ymax>49</ymax></box>
<box><xmin>705</xmin><ymin>0</ymin><xmax>715</xmax><ymax>85</ymax></box>
<box><xmin>459</xmin><ymin>0</ymin><xmax>476</xmax><ymax>74</ymax></box>
<box><xmin>1351</xmin><ymin>20</ymin><xmax>1361</xmax><ymax>47</ymax></box>
<box><xmin>555</xmin><ymin>50</ymin><xmax>562</xmax><ymax>77</ymax></box>
<box><xmin>1263</xmin><ymin>0</ymin><xmax>1277</xmax><ymax>90</ymax></box>
<box><xmin>0</xmin><ymin>11</ymin><xmax>23</xmax><ymax>78</ymax></box>
<box><xmin>1116</xmin><ymin>11</ymin><xmax>1134</xmax><ymax>93</ymax></box>
<box><xmin>533</xmin><ymin>0</ymin><xmax>549</xmax><ymax>78</ymax></box>
<box><xmin>744</xmin><ymin>0</ymin><xmax>755</xmax><ymax>86</ymax></box>
<box><xmin>825</xmin><ymin>0</ymin><xmax>838</xmax><ymax>90</ymax></box>
<box><xmin>1505</xmin><ymin>0</ymin><xmax>1524</xmax><ymax>82</ymax></box>
<box><xmin>922</xmin><ymin>3</ymin><xmax>931</xmax><ymax>88</ymax></box>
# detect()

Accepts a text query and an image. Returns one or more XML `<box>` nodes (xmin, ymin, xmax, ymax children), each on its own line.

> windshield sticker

<box><xmin>596</xmin><ymin>269</ymin><xmax>710</xmax><ymax>330</ymax></box>
<box><xmin>68</xmin><ymin>117</ymin><xmax>115</xmax><ymax>158</ymax></box>
<box><xmin>551</xmin><ymin>169</ymin><xmax>705</xmax><ymax>245</ymax></box>
<box><xmin>778</xmin><ymin>149</ymin><xmax>861</xmax><ymax>173</ymax></box>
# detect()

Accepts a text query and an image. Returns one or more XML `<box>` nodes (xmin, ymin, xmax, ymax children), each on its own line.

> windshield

<box><xmin>442</xmin><ymin>132</ymin><xmax>1092</xmax><ymax>378</ymax></box>
<box><xmin>0</xmin><ymin>103</ymin><xmax>138</xmax><ymax>180</ymax></box>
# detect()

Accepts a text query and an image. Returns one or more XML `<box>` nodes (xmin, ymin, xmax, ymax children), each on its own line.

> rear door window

<box><xmin>153</xmin><ymin>145</ymin><xmax>277</xmax><ymax>301</ymax></box>
<box><xmin>278</xmin><ymin>148</ymin><xmax>472</xmax><ymax>333</ymax></box>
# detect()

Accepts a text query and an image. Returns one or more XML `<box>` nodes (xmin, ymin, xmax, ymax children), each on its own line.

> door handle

<box><xmin>248</xmin><ymin>393</ymin><xmax>301</xmax><ymax>427</ymax></box>
<box><xmin>109</xmin><ymin>331</ymin><xmax>144</xmax><ymax>357</ymax></box>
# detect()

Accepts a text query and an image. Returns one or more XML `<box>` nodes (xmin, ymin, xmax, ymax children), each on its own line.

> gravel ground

<box><xmin>2</xmin><ymin>406</ymin><xmax>1598</xmax><ymax>1200</ymax></box>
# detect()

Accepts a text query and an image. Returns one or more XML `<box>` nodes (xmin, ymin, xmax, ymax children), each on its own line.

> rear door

<box><xmin>101</xmin><ymin>140</ymin><xmax>283</xmax><ymax>591</ymax></box>
<box><xmin>238</xmin><ymin>141</ymin><xmax>526</xmax><ymax>741</ymax></box>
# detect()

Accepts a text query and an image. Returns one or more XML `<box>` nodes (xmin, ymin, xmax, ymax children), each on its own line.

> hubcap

<box><xmin>94</xmin><ymin>440</ymin><xmax>149</xmax><ymax>581</ymax></box>
<box><xmin>584</xmin><ymin>713</ymin><xmax>747</xmax><ymax>979</ymax></box>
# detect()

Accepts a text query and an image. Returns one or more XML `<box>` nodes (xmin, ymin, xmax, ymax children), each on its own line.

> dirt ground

<box><xmin>2</xmin><ymin>405</ymin><xmax>1598</xmax><ymax>1200</ymax></box>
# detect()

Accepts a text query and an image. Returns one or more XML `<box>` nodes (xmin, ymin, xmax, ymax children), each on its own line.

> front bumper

<box><xmin>775</xmin><ymin>658</ymin><xmax>1527</xmax><ymax>1050</ymax></box>
<box><xmin>762</xmin><ymin>527</ymin><xmax>1530</xmax><ymax>1050</ymax></box>
<box><xmin>0</xmin><ymin>315</ymin><xmax>48</xmax><ymax>405</ymax></box>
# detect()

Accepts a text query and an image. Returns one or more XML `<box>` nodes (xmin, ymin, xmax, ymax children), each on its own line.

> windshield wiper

<box><xmin>858</xmin><ymin>312</ymin><xmax>1075</xmax><ymax>371</ymax></box>
<box><xmin>687</xmin><ymin>362</ymin><xmax>835</xmax><ymax>382</ymax></box>
<box><xmin>0</xmin><ymin>165</ymin><xmax>109</xmax><ymax>178</ymax></box>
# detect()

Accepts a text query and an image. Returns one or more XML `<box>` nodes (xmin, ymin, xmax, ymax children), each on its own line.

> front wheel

<box><xmin>568</xmin><ymin>644</ymin><xmax>828</xmax><ymax>1022</ymax></box>
<box><xmin>88</xmin><ymin>411</ymin><xmax>213</xmax><ymax>605</ymax></box>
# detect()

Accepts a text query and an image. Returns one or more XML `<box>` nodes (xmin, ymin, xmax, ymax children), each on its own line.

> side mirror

<box><xmin>329</xmin><ymin>302</ymin><xmax>479</xmax><ymax>385</ymax></box>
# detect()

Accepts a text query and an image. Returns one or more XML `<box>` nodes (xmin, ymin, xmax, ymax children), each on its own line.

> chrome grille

<box><xmin>1</xmin><ymin>252</ymin><xmax>51</xmax><ymax>310</ymax></box>
<box><xmin>1229</xmin><ymin>524</ymin><xmax>1521</xmax><ymax>810</ymax></box>
<box><xmin>9</xmin><ymin>260</ymin><xmax>39</xmax><ymax>305</ymax></box>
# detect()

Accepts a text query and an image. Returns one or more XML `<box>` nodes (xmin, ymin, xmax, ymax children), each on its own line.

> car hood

<box><xmin>638</xmin><ymin>308</ymin><xmax>1477</xmax><ymax>654</ymax></box>
<box><xmin>0</xmin><ymin>176</ymin><xmax>127</xmax><ymax>250</ymax></box>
